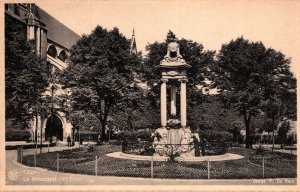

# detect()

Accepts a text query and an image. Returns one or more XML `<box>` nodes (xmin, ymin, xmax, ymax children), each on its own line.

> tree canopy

<box><xmin>59</xmin><ymin>26</ymin><xmax>143</xmax><ymax>139</ymax></box>
<box><xmin>5</xmin><ymin>15</ymin><xmax>51</xmax><ymax>125</ymax></box>
<box><xmin>213</xmin><ymin>37</ymin><xmax>296</xmax><ymax>148</ymax></box>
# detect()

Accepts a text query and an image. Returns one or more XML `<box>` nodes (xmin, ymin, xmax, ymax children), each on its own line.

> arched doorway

<box><xmin>45</xmin><ymin>115</ymin><xmax>63</xmax><ymax>143</ymax></box>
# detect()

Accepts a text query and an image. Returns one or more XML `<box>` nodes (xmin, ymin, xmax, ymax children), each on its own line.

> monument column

<box><xmin>180</xmin><ymin>79</ymin><xmax>187</xmax><ymax>127</ymax></box>
<box><xmin>161</xmin><ymin>79</ymin><xmax>167</xmax><ymax>127</ymax></box>
<box><xmin>170</xmin><ymin>81</ymin><xmax>176</xmax><ymax>117</ymax></box>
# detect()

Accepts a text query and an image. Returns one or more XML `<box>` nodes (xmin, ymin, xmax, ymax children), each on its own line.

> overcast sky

<box><xmin>37</xmin><ymin>0</ymin><xmax>300</xmax><ymax>74</ymax></box>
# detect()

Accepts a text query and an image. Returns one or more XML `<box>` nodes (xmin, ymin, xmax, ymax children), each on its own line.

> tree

<box><xmin>32</xmin><ymin>95</ymin><xmax>52</xmax><ymax>151</ymax></box>
<box><xmin>213</xmin><ymin>37</ymin><xmax>296</xmax><ymax>148</ymax></box>
<box><xmin>188</xmin><ymin>95</ymin><xmax>243</xmax><ymax>142</ymax></box>
<box><xmin>60</xmin><ymin>26</ymin><xmax>143</xmax><ymax>140</ymax></box>
<box><xmin>111</xmin><ymin>96</ymin><xmax>161</xmax><ymax>131</ymax></box>
<box><xmin>5</xmin><ymin>15</ymin><xmax>51</xmax><ymax>126</ymax></box>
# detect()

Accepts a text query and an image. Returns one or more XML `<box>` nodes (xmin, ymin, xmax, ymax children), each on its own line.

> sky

<box><xmin>37</xmin><ymin>0</ymin><xmax>300</xmax><ymax>74</ymax></box>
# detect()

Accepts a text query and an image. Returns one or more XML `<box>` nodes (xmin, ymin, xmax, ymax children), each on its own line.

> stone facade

<box><xmin>5</xmin><ymin>3</ymin><xmax>80</xmax><ymax>143</ymax></box>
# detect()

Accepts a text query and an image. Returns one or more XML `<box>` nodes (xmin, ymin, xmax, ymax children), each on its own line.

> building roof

<box><xmin>38</xmin><ymin>7</ymin><xmax>80</xmax><ymax>50</ymax></box>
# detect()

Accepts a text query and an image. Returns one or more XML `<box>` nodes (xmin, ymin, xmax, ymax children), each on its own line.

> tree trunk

<box><xmin>245</xmin><ymin>120</ymin><xmax>251</xmax><ymax>149</ymax></box>
<box><xmin>271</xmin><ymin>114</ymin><xmax>275</xmax><ymax>152</ymax></box>
<box><xmin>128</xmin><ymin>115</ymin><xmax>133</xmax><ymax>130</ymax></box>
<box><xmin>40</xmin><ymin>116</ymin><xmax>45</xmax><ymax>154</ymax></box>
<box><xmin>35</xmin><ymin>113</ymin><xmax>38</xmax><ymax>144</ymax></box>
<box><xmin>101</xmin><ymin>98</ymin><xmax>112</xmax><ymax>141</ymax></box>
<box><xmin>243</xmin><ymin>109</ymin><xmax>252</xmax><ymax>149</ymax></box>
<box><xmin>101</xmin><ymin>121</ymin><xmax>106</xmax><ymax>141</ymax></box>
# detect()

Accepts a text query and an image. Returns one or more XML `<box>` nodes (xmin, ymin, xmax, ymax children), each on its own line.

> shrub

<box><xmin>200</xmin><ymin>129</ymin><xmax>233</xmax><ymax>143</ymax></box>
<box><xmin>87</xmin><ymin>145</ymin><xmax>96</xmax><ymax>152</ymax></box>
<box><xmin>165</xmin><ymin>146</ymin><xmax>180</xmax><ymax>163</ymax></box>
<box><xmin>116</xmin><ymin>130</ymin><xmax>138</xmax><ymax>142</ymax></box>
<box><xmin>136</xmin><ymin>130</ymin><xmax>153</xmax><ymax>142</ymax></box>
<box><xmin>255</xmin><ymin>144</ymin><xmax>267</xmax><ymax>155</ymax></box>
<box><xmin>75</xmin><ymin>131</ymin><xmax>99</xmax><ymax>142</ymax></box>
<box><xmin>286</xmin><ymin>135</ymin><xmax>296</xmax><ymax>145</ymax></box>
<box><xmin>116</xmin><ymin>129</ymin><xmax>153</xmax><ymax>143</ymax></box>
<box><xmin>5</xmin><ymin>128</ymin><xmax>31</xmax><ymax>141</ymax></box>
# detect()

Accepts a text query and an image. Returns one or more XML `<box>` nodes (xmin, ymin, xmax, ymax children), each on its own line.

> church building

<box><xmin>5</xmin><ymin>3</ymin><xmax>81</xmax><ymax>143</ymax></box>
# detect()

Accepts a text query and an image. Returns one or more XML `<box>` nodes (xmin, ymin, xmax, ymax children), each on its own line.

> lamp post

<box><xmin>40</xmin><ymin>99</ymin><xmax>45</xmax><ymax>154</ymax></box>
<box><xmin>49</xmin><ymin>83</ymin><xmax>55</xmax><ymax>144</ymax></box>
<box><xmin>34</xmin><ymin>111</ymin><xmax>38</xmax><ymax>145</ymax></box>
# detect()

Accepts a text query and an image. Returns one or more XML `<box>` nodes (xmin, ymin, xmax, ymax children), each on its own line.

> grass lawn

<box><xmin>21</xmin><ymin>145</ymin><xmax>296</xmax><ymax>179</ymax></box>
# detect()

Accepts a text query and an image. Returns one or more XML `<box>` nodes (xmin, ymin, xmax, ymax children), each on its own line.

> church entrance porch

<box><xmin>45</xmin><ymin>115</ymin><xmax>63</xmax><ymax>143</ymax></box>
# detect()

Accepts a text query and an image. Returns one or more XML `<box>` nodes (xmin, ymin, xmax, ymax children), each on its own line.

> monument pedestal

<box><xmin>153</xmin><ymin>126</ymin><xmax>195</xmax><ymax>157</ymax></box>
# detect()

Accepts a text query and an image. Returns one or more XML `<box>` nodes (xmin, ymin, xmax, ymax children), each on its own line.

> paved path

<box><xmin>258</xmin><ymin>144</ymin><xmax>297</xmax><ymax>155</ymax></box>
<box><xmin>106</xmin><ymin>152</ymin><xmax>244</xmax><ymax>161</ymax></box>
<box><xmin>5</xmin><ymin>147</ymin><xmax>297</xmax><ymax>186</ymax></box>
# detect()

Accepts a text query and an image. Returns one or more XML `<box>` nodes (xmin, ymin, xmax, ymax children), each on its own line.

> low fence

<box><xmin>17</xmin><ymin>145</ymin><xmax>297</xmax><ymax>179</ymax></box>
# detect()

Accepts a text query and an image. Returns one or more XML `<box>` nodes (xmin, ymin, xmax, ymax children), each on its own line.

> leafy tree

<box><xmin>260</xmin><ymin>46</ymin><xmax>296</xmax><ymax>149</ymax></box>
<box><xmin>66</xmin><ymin>110</ymin><xmax>101</xmax><ymax>141</ymax></box>
<box><xmin>111</xmin><ymin>96</ymin><xmax>160</xmax><ymax>131</ymax></box>
<box><xmin>213</xmin><ymin>37</ymin><xmax>296</xmax><ymax>148</ymax></box>
<box><xmin>189</xmin><ymin>95</ymin><xmax>243</xmax><ymax>142</ymax></box>
<box><xmin>5</xmin><ymin>15</ymin><xmax>51</xmax><ymax>126</ymax></box>
<box><xmin>60</xmin><ymin>26</ymin><xmax>143</xmax><ymax>140</ymax></box>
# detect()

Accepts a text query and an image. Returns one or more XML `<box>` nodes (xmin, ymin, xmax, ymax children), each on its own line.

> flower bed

<box><xmin>21</xmin><ymin>145</ymin><xmax>296</xmax><ymax>179</ymax></box>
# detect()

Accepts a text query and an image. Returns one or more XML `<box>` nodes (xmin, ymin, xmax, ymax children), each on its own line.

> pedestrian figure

<box><xmin>67</xmin><ymin>135</ymin><xmax>71</xmax><ymax>147</ymax></box>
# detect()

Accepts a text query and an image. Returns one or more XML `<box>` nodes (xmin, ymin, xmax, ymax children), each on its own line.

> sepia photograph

<box><xmin>1</xmin><ymin>0</ymin><xmax>299</xmax><ymax>191</ymax></box>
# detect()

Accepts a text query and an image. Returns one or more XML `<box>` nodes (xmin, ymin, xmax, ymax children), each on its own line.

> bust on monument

<box><xmin>164</xmin><ymin>42</ymin><xmax>182</xmax><ymax>61</ymax></box>
<box><xmin>160</xmin><ymin>42</ymin><xmax>190</xmax><ymax>67</ymax></box>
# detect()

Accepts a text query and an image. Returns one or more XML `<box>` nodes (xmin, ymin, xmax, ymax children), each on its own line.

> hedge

<box><xmin>74</xmin><ymin>131</ymin><xmax>100</xmax><ymax>141</ymax></box>
<box><xmin>199</xmin><ymin>129</ymin><xmax>233</xmax><ymax>143</ymax></box>
<box><xmin>5</xmin><ymin>129</ymin><xmax>31</xmax><ymax>141</ymax></box>
<box><xmin>115</xmin><ymin>129</ymin><xmax>153</xmax><ymax>142</ymax></box>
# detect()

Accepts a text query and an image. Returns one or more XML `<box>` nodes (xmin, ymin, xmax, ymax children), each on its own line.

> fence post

<box><xmin>48</xmin><ymin>143</ymin><xmax>50</xmax><ymax>153</ymax></box>
<box><xmin>207</xmin><ymin>158</ymin><xmax>210</xmax><ymax>179</ymax></box>
<box><xmin>17</xmin><ymin>147</ymin><xmax>20</xmax><ymax>163</ymax></box>
<box><xmin>57</xmin><ymin>153</ymin><xmax>59</xmax><ymax>172</ymax></box>
<box><xmin>34</xmin><ymin>148</ymin><xmax>37</xmax><ymax>167</ymax></box>
<box><xmin>21</xmin><ymin>146</ymin><xmax>23</xmax><ymax>164</ymax></box>
<box><xmin>95</xmin><ymin>155</ymin><xmax>98</xmax><ymax>176</ymax></box>
<box><xmin>151</xmin><ymin>156</ymin><xmax>154</xmax><ymax>179</ymax></box>
<box><xmin>262</xmin><ymin>158</ymin><xmax>265</xmax><ymax>178</ymax></box>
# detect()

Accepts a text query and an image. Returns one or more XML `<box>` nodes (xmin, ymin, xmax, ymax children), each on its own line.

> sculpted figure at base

<box><xmin>152</xmin><ymin>127</ymin><xmax>168</xmax><ymax>156</ymax></box>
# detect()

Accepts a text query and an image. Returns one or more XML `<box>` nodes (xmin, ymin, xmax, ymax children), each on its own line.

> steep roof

<box><xmin>38</xmin><ymin>7</ymin><xmax>80</xmax><ymax>50</ymax></box>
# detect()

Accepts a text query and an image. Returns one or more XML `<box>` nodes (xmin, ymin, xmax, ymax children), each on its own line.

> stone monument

<box><xmin>153</xmin><ymin>41</ymin><xmax>197</xmax><ymax>157</ymax></box>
